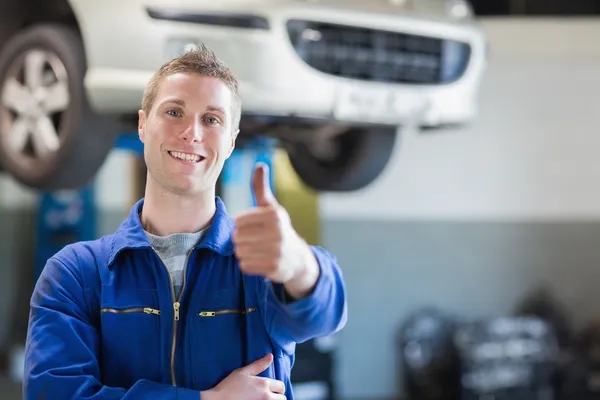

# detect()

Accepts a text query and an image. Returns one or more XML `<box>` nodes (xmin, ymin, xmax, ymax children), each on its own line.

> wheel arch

<box><xmin>0</xmin><ymin>0</ymin><xmax>82</xmax><ymax>47</ymax></box>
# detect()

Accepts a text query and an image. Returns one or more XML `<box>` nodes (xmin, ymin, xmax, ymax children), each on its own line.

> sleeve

<box><xmin>261</xmin><ymin>246</ymin><xmax>348</xmax><ymax>354</ymax></box>
<box><xmin>23</xmin><ymin>256</ymin><xmax>201</xmax><ymax>400</ymax></box>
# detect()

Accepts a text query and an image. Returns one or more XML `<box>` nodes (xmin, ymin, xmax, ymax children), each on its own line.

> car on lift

<box><xmin>0</xmin><ymin>0</ymin><xmax>486</xmax><ymax>192</ymax></box>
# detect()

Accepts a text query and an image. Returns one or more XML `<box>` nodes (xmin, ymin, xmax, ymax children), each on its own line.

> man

<box><xmin>23</xmin><ymin>45</ymin><xmax>347</xmax><ymax>399</ymax></box>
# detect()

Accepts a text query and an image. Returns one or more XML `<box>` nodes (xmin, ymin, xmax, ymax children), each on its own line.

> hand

<box><xmin>201</xmin><ymin>353</ymin><xmax>286</xmax><ymax>400</ymax></box>
<box><xmin>233</xmin><ymin>163</ymin><xmax>320</xmax><ymax>299</ymax></box>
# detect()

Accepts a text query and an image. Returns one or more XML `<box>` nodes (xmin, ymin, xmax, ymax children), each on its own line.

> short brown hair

<box><xmin>141</xmin><ymin>43</ymin><xmax>242</xmax><ymax>131</ymax></box>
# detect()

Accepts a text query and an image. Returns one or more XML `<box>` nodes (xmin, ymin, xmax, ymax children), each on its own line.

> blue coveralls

<box><xmin>23</xmin><ymin>197</ymin><xmax>347</xmax><ymax>399</ymax></box>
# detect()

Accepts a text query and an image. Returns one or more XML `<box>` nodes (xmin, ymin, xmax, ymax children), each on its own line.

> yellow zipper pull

<box><xmin>143</xmin><ymin>308</ymin><xmax>159</xmax><ymax>315</ymax></box>
<box><xmin>199</xmin><ymin>311</ymin><xmax>216</xmax><ymax>317</ymax></box>
<box><xmin>173</xmin><ymin>302</ymin><xmax>180</xmax><ymax>321</ymax></box>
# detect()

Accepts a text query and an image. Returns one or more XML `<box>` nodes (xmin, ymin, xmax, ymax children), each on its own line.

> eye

<box><xmin>167</xmin><ymin>109</ymin><xmax>181</xmax><ymax>117</ymax></box>
<box><xmin>205</xmin><ymin>116</ymin><xmax>220</xmax><ymax>125</ymax></box>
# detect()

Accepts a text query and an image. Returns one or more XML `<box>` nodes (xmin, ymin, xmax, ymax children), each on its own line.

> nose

<box><xmin>180</xmin><ymin>116</ymin><xmax>204</xmax><ymax>142</ymax></box>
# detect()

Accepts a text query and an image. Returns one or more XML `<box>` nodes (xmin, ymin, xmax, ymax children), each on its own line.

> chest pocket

<box><xmin>189</xmin><ymin>281</ymin><xmax>276</xmax><ymax>390</ymax></box>
<box><xmin>99</xmin><ymin>287</ymin><xmax>163</xmax><ymax>388</ymax></box>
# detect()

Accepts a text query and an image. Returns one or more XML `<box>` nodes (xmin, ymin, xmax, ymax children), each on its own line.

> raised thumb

<box><xmin>252</xmin><ymin>162</ymin><xmax>276</xmax><ymax>207</ymax></box>
<box><xmin>239</xmin><ymin>353</ymin><xmax>273</xmax><ymax>376</ymax></box>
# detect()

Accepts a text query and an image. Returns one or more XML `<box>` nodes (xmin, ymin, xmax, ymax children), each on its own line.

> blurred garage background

<box><xmin>4</xmin><ymin>0</ymin><xmax>600</xmax><ymax>399</ymax></box>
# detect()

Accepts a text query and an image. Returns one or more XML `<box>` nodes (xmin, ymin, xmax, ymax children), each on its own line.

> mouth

<box><xmin>168</xmin><ymin>150</ymin><xmax>205</xmax><ymax>163</ymax></box>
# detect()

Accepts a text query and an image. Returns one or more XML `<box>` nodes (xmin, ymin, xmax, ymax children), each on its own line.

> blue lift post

<box><xmin>34</xmin><ymin>134</ymin><xmax>276</xmax><ymax>282</ymax></box>
<box><xmin>33</xmin><ymin>183</ymin><xmax>96</xmax><ymax>282</ymax></box>
<box><xmin>220</xmin><ymin>137</ymin><xmax>276</xmax><ymax>215</ymax></box>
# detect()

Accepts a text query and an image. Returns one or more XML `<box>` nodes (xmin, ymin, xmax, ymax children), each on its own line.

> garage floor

<box><xmin>0</xmin><ymin>374</ymin><xmax>21</xmax><ymax>399</ymax></box>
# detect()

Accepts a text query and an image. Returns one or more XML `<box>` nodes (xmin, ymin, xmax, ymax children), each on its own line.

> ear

<box><xmin>138</xmin><ymin>110</ymin><xmax>146</xmax><ymax>143</ymax></box>
<box><xmin>226</xmin><ymin>128</ymin><xmax>239</xmax><ymax>159</ymax></box>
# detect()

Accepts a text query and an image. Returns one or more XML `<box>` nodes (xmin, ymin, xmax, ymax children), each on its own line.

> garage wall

<box><xmin>320</xmin><ymin>18</ymin><xmax>600</xmax><ymax>399</ymax></box>
<box><xmin>0</xmin><ymin>179</ymin><xmax>36</xmax><ymax>350</ymax></box>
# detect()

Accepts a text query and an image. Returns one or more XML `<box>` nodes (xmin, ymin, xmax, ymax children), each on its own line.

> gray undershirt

<box><xmin>144</xmin><ymin>229</ymin><xmax>206</xmax><ymax>298</ymax></box>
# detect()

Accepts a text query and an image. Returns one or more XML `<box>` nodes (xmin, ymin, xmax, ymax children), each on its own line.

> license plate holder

<box><xmin>334</xmin><ymin>84</ymin><xmax>426</xmax><ymax>124</ymax></box>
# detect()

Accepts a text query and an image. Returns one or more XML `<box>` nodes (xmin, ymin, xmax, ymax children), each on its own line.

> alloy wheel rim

<box><xmin>0</xmin><ymin>48</ymin><xmax>70</xmax><ymax>168</ymax></box>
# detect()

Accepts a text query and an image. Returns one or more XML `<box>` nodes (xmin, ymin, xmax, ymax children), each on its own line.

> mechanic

<box><xmin>22</xmin><ymin>44</ymin><xmax>348</xmax><ymax>400</ymax></box>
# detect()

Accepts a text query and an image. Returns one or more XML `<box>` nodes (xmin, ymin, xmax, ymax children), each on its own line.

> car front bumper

<box><xmin>82</xmin><ymin>2</ymin><xmax>487</xmax><ymax>128</ymax></box>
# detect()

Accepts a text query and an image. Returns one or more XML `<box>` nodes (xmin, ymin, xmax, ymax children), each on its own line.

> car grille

<box><xmin>286</xmin><ymin>19</ymin><xmax>471</xmax><ymax>85</ymax></box>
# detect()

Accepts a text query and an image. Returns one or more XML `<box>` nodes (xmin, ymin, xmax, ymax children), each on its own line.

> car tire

<box><xmin>285</xmin><ymin>127</ymin><xmax>398</xmax><ymax>192</ymax></box>
<box><xmin>0</xmin><ymin>24</ymin><xmax>118</xmax><ymax>190</ymax></box>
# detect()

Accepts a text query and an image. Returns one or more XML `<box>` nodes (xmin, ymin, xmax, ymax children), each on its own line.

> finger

<box><xmin>235</xmin><ymin>243</ymin><xmax>280</xmax><ymax>259</ymax></box>
<box><xmin>233</xmin><ymin>229</ymin><xmax>281</xmax><ymax>245</ymax></box>
<box><xmin>267</xmin><ymin>379</ymin><xmax>286</xmax><ymax>394</ymax></box>
<box><xmin>252</xmin><ymin>162</ymin><xmax>277</xmax><ymax>207</ymax></box>
<box><xmin>235</xmin><ymin>207</ymin><xmax>279</xmax><ymax>228</ymax></box>
<box><xmin>269</xmin><ymin>394</ymin><xmax>286</xmax><ymax>400</ymax></box>
<box><xmin>238</xmin><ymin>258</ymin><xmax>278</xmax><ymax>275</ymax></box>
<box><xmin>234</xmin><ymin>223</ymin><xmax>278</xmax><ymax>237</ymax></box>
<box><xmin>239</xmin><ymin>353</ymin><xmax>273</xmax><ymax>376</ymax></box>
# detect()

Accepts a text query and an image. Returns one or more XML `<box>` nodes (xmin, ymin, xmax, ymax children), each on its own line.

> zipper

<box><xmin>199</xmin><ymin>307</ymin><xmax>257</xmax><ymax>317</ymax></box>
<box><xmin>100</xmin><ymin>307</ymin><xmax>160</xmax><ymax>315</ymax></box>
<box><xmin>152</xmin><ymin>247</ymin><xmax>194</xmax><ymax>387</ymax></box>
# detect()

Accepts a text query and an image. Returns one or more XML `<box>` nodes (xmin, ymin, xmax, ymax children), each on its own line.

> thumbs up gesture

<box><xmin>233</xmin><ymin>163</ymin><xmax>320</xmax><ymax>298</ymax></box>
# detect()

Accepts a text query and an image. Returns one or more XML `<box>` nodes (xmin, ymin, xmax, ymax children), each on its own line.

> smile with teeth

<box><xmin>168</xmin><ymin>151</ymin><xmax>203</xmax><ymax>163</ymax></box>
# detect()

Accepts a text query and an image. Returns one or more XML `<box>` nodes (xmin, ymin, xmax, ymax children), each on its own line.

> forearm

<box><xmin>283</xmin><ymin>240</ymin><xmax>321</xmax><ymax>300</ymax></box>
<box><xmin>267</xmin><ymin>246</ymin><xmax>348</xmax><ymax>346</ymax></box>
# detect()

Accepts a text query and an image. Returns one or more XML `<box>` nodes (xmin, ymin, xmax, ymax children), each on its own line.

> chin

<box><xmin>170</xmin><ymin>183</ymin><xmax>200</xmax><ymax>196</ymax></box>
<box><xmin>172</xmin><ymin>178</ymin><xmax>213</xmax><ymax>196</ymax></box>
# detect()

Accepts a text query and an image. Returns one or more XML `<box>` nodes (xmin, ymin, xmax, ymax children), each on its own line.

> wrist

<box><xmin>200</xmin><ymin>389</ymin><xmax>217</xmax><ymax>400</ymax></box>
<box><xmin>284</xmin><ymin>241</ymin><xmax>320</xmax><ymax>299</ymax></box>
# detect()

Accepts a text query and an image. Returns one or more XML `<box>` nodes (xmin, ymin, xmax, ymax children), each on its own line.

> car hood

<box><xmin>145</xmin><ymin>0</ymin><xmax>468</xmax><ymax>24</ymax></box>
<box><xmin>284</xmin><ymin>0</ymin><xmax>451</xmax><ymax>18</ymax></box>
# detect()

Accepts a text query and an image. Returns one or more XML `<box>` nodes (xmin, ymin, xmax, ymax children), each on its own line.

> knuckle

<box><xmin>259</xmin><ymin>379</ymin><xmax>269</xmax><ymax>390</ymax></box>
<box><xmin>267</xmin><ymin>208</ymin><xmax>279</xmax><ymax>222</ymax></box>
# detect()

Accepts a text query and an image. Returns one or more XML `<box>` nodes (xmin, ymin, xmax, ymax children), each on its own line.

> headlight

<box><xmin>445</xmin><ymin>0</ymin><xmax>474</xmax><ymax>19</ymax></box>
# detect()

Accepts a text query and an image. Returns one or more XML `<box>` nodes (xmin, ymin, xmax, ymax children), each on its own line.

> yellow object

<box><xmin>273</xmin><ymin>149</ymin><xmax>320</xmax><ymax>246</ymax></box>
<box><xmin>100</xmin><ymin>307</ymin><xmax>160</xmax><ymax>315</ymax></box>
<box><xmin>199</xmin><ymin>308</ymin><xmax>257</xmax><ymax>317</ymax></box>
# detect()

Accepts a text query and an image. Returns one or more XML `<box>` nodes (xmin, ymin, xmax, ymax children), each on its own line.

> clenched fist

<box><xmin>232</xmin><ymin>163</ymin><xmax>320</xmax><ymax>299</ymax></box>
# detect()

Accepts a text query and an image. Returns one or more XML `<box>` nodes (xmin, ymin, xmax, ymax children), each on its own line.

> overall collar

<box><xmin>108</xmin><ymin>196</ymin><xmax>235</xmax><ymax>267</ymax></box>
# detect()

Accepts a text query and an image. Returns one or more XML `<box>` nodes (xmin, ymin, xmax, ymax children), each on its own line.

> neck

<box><xmin>141</xmin><ymin>178</ymin><xmax>216</xmax><ymax>237</ymax></box>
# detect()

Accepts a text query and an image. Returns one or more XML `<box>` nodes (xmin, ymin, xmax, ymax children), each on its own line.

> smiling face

<box><xmin>138</xmin><ymin>72</ymin><xmax>238</xmax><ymax>197</ymax></box>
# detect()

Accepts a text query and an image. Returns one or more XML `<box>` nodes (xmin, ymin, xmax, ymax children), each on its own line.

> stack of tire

<box><xmin>455</xmin><ymin>317</ymin><xmax>560</xmax><ymax>400</ymax></box>
<box><xmin>399</xmin><ymin>308</ymin><xmax>462</xmax><ymax>400</ymax></box>
<box><xmin>399</xmin><ymin>308</ymin><xmax>561</xmax><ymax>400</ymax></box>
